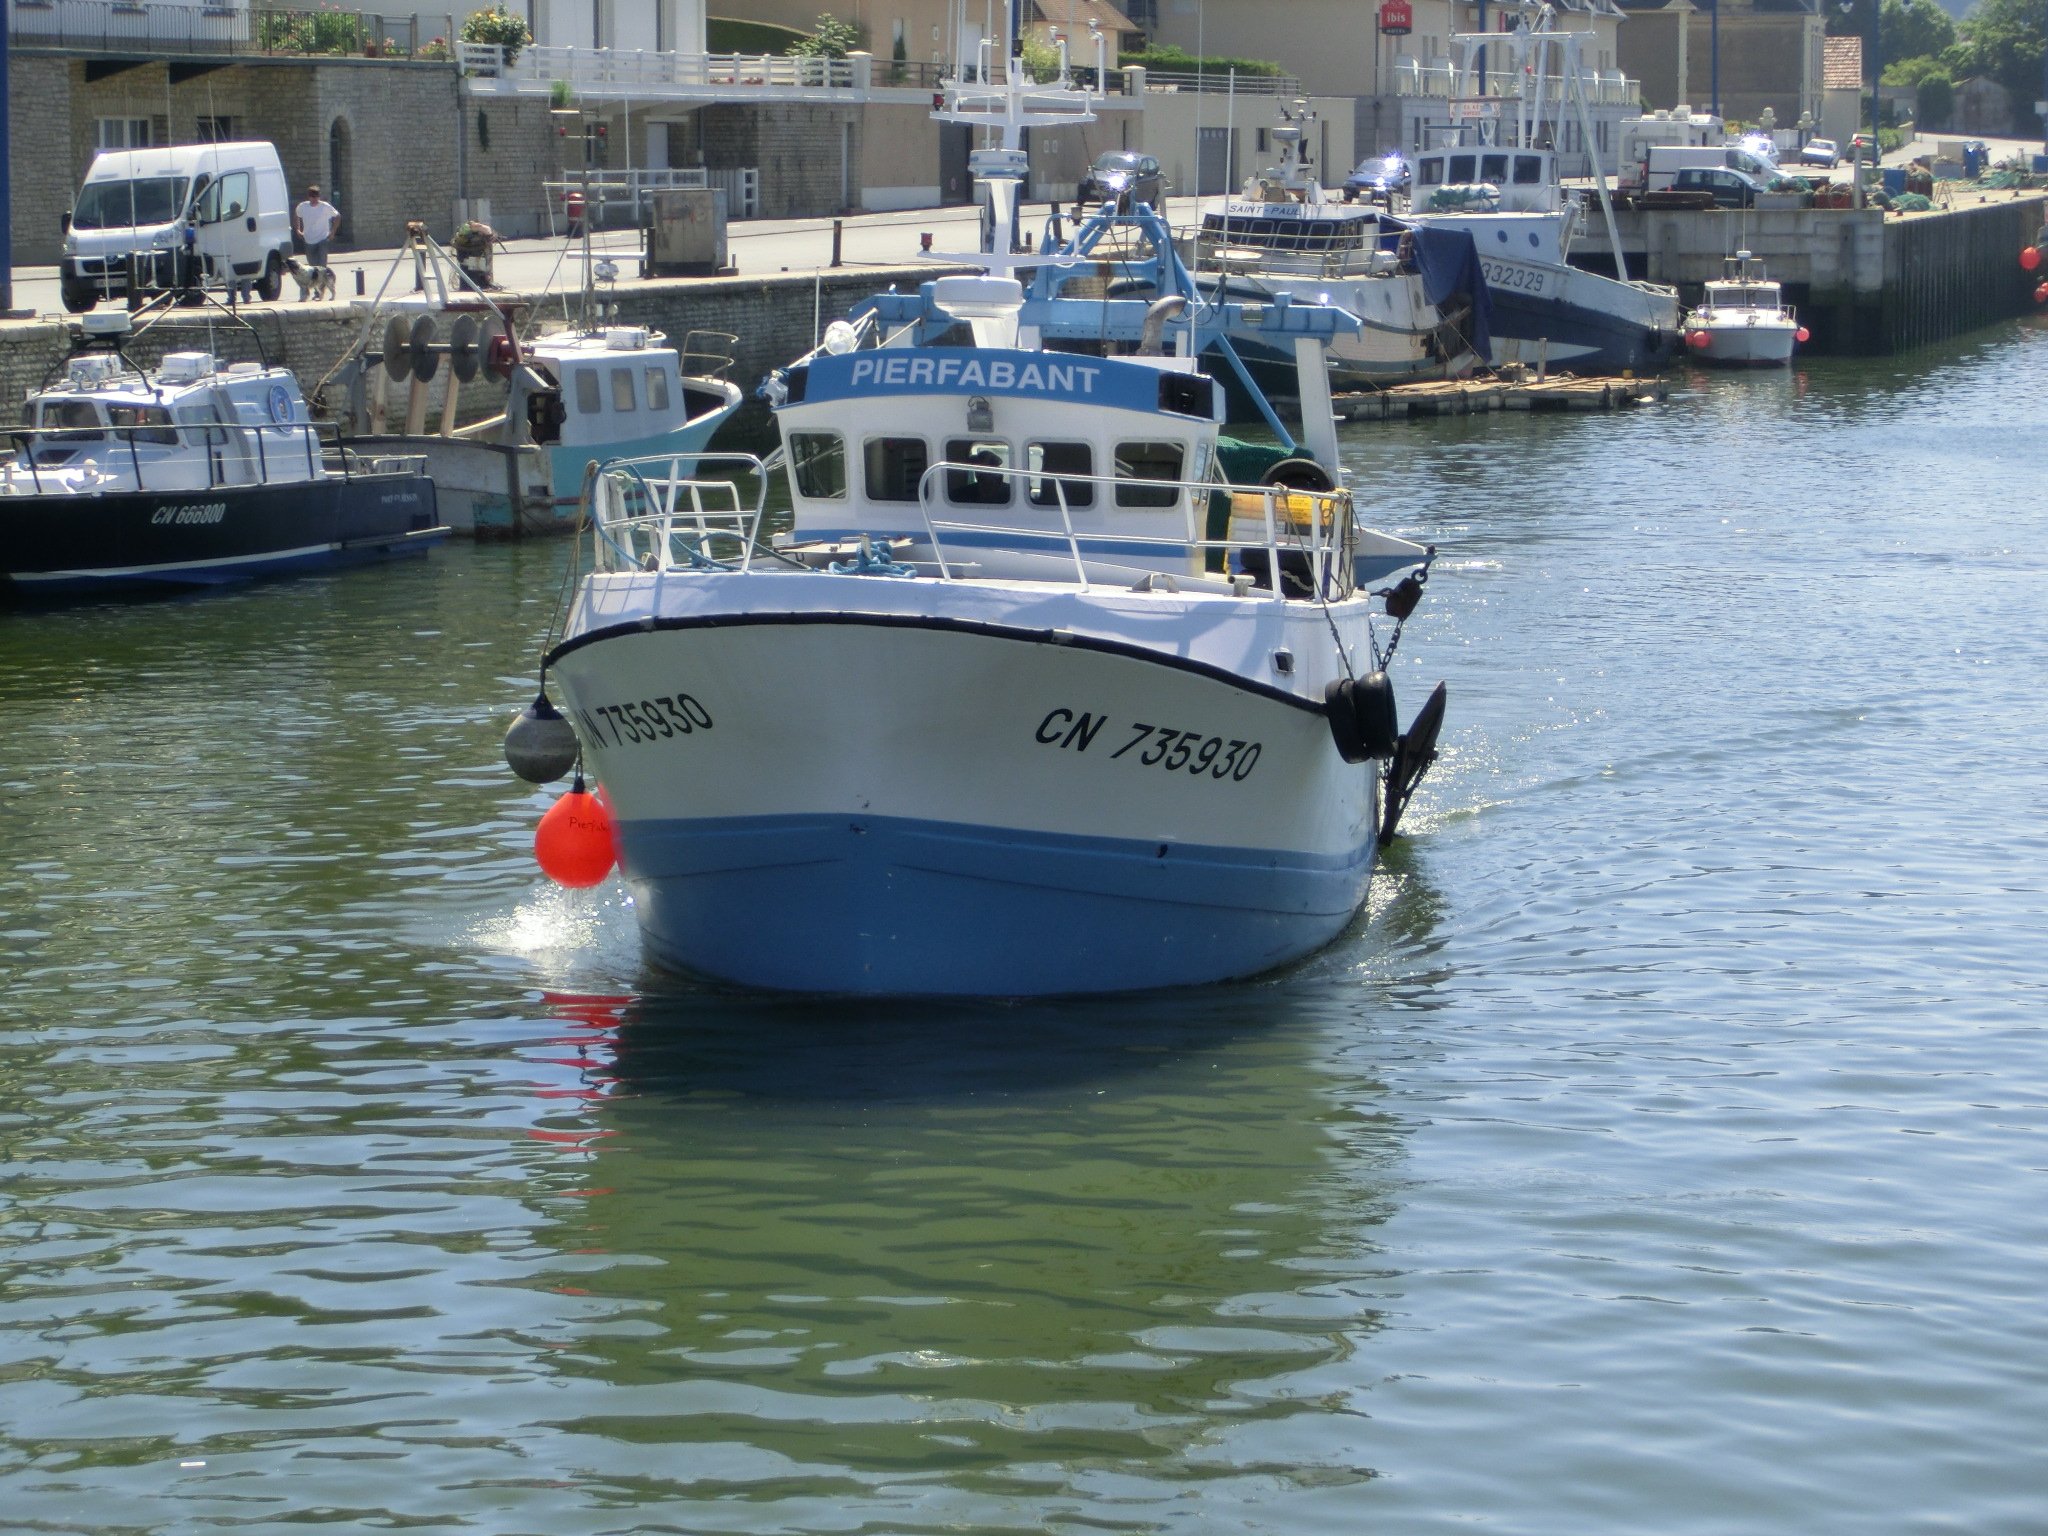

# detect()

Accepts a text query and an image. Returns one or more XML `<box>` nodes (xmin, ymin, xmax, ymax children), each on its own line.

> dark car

<box><xmin>1671</xmin><ymin>166</ymin><xmax>1770</xmax><ymax>208</ymax></box>
<box><xmin>1343</xmin><ymin>152</ymin><xmax>1412</xmax><ymax>204</ymax></box>
<box><xmin>1078</xmin><ymin>151</ymin><xmax>1164</xmax><ymax>210</ymax></box>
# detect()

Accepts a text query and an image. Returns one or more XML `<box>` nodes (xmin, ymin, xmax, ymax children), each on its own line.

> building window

<box><xmin>96</xmin><ymin>117</ymin><xmax>151</xmax><ymax>149</ymax></box>
<box><xmin>195</xmin><ymin>115</ymin><xmax>236</xmax><ymax>143</ymax></box>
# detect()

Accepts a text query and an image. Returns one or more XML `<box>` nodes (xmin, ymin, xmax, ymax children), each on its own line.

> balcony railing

<box><xmin>8</xmin><ymin>0</ymin><xmax>458</xmax><ymax>59</ymax></box>
<box><xmin>1390</xmin><ymin>57</ymin><xmax>1640</xmax><ymax>107</ymax></box>
<box><xmin>1136</xmin><ymin>68</ymin><xmax>1302</xmax><ymax>97</ymax></box>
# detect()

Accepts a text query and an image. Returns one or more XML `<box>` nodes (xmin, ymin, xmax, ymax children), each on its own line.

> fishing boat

<box><xmin>1681</xmin><ymin>251</ymin><xmax>1805</xmax><ymax>366</ymax></box>
<box><xmin>1187</xmin><ymin>103</ymin><xmax>1491</xmax><ymax>390</ymax></box>
<box><xmin>506</xmin><ymin>3</ymin><xmax>1449</xmax><ymax>997</ymax></box>
<box><xmin>1401</xmin><ymin>6</ymin><xmax>1682</xmax><ymax>376</ymax></box>
<box><xmin>315</xmin><ymin>233</ymin><xmax>742</xmax><ymax>533</ymax></box>
<box><xmin>1</xmin><ymin>307</ymin><xmax>443</xmax><ymax>602</ymax></box>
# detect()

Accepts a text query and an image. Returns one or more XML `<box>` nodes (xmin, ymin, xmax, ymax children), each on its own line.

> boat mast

<box><xmin>935</xmin><ymin>0</ymin><xmax>1106</xmax><ymax>271</ymax></box>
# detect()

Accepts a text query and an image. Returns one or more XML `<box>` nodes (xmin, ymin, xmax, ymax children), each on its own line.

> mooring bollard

<box><xmin>920</xmin><ymin>231</ymin><xmax>933</xmax><ymax>253</ymax></box>
<box><xmin>355</xmin><ymin>268</ymin><xmax>366</xmax><ymax>297</ymax></box>
<box><xmin>831</xmin><ymin>219</ymin><xmax>843</xmax><ymax>269</ymax></box>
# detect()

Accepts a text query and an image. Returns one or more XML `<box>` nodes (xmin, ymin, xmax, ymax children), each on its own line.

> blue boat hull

<box><xmin>1481</xmin><ymin>283</ymin><xmax>1682</xmax><ymax>375</ymax></box>
<box><xmin>0</xmin><ymin>474</ymin><xmax>443</xmax><ymax>602</ymax></box>
<box><xmin>620</xmin><ymin>812</ymin><xmax>1375</xmax><ymax>997</ymax></box>
<box><xmin>548</xmin><ymin>415</ymin><xmax>736</xmax><ymax>501</ymax></box>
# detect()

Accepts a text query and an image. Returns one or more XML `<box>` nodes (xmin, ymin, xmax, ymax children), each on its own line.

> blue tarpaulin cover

<box><xmin>1393</xmin><ymin>220</ymin><xmax>1493</xmax><ymax>365</ymax></box>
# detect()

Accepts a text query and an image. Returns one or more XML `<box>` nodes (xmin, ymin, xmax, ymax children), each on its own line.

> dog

<box><xmin>282</xmin><ymin>256</ymin><xmax>337</xmax><ymax>302</ymax></box>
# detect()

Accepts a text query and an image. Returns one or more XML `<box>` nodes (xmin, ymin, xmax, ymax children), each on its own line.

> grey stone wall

<box><xmin>0</xmin><ymin>263</ymin><xmax>967</xmax><ymax>444</ymax></box>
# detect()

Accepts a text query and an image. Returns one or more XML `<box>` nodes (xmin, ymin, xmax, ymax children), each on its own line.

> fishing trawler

<box><xmin>1187</xmin><ymin>103</ymin><xmax>1489</xmax><ymax>389</ymax></box>
<box><xmin>1401</xmin><ymin>5</ymin><xmax>1682</xmax><ymax>375</ymax></box>
<box><xmin>510</xmin><ymin>2</ymin><xmax>1448</xmax><ymax>996</ymax></box>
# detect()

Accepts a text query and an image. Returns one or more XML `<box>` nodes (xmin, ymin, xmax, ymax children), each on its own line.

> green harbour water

<box><xmin>4</xmin><ymin>319</ymin><xmax>2047</xmax><ymax>1532</ymax></box>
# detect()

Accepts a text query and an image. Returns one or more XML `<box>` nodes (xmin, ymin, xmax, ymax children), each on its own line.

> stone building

<box><xmin>1615</xmin><ymin>0</ymin><xmax>1824</xmax><ymax>131</ymax></box>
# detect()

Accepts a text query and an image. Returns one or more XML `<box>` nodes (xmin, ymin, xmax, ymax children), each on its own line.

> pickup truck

<box><xmin>1666</xmin><ymin>166</ymin><xmax>1769</xmax><ymax>209</ymax></box>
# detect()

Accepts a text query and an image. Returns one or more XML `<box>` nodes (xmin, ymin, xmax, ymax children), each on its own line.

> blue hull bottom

<box><xmin>620</xmin><ymin>812</ymin><xmax>1377</xmax><ymax>997</ymax></box>
<box><xmin>1485</xmin><ymin>288</ymin><xmax>1680</xmax><ymax>375</ymax></box>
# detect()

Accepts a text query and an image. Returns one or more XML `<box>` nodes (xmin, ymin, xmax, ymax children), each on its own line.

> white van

<box><xmin>1639</xmin><ymin>144</ymin><xmax>1779</xmax><ymax>194</ymax></box>
<box><xmin>60</xmin><ymin>142</ymin><xmax>295</xmax><ymax>312</ymax></box>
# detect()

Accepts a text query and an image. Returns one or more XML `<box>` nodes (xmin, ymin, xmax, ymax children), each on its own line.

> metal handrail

<box><xmin>2</xmin><ymin>418</ymin><xmax>419</xmax><ymax>495</ymax></box>
<box><xmin>908</xmin><ymin>460</ymin><xmax>1352</xmax><ymax>600</ymax></box>
<box><xmin>588</xmin><ymin>452</ymin><xmax>769</xmax><ymax>573</ymax></box>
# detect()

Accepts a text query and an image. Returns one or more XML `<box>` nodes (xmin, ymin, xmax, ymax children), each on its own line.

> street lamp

<box><xmin>1710</xmin><ymin>0</ymin><xmax>1719</xmax><ymax>118</ymax></box>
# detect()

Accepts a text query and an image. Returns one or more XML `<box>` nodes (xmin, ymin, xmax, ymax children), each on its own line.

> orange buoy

<box><xmin>2022</xmin><ymin>245</ymin><xmax>2042</xmax><ymax>272</ymax></box>
<box><xmin>1687</xmin><ymin>329</ymin><xmax>1711</xmax><ymax>350</ymax></box>
<box><xmin>535</xmin><ymin>776</ymin><xmax>615</xmax><ymax>887</ymax></box>
<box><xmin>1795</xmin><ymin>326</ymin><xmax>1810</xmax><ymax>343</ymax></box>
<box><xmin>2036</xmin><ymin>283</ymin><xmax>2048</xmax><ymax>305</ymax></box>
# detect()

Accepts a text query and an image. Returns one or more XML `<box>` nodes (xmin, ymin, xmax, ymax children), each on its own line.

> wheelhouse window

<box><xmin>789</xmin><ymin>431</ymin><xmax>846</xmax><ymax>499</ymax></box>
<box><xmin>644</xmin><ymin>367</ymin><xmax>671</xmax><ymax>413</ymax></box>
<box><xmin>1514</xmin><ymin>155</ymin><xmax>1544</xmax><ymax>184</ymax></box>
<box><xmin>1027</xmin><ymin>442</ymin><xmax>1093</xmax><ymax>508</ymax></box>
<box><xmin>107</xmin><ymin>405</ymin><xmax>179</xmax><ymax>445</ymax></box>
<box><xmin>610</xmin><ymin>368</ymin><xmax>637</xmax><ymax>412</ymax></box>
<box><xmin>863</xmin><ymin>436</ymin><xmax>929</xmax><ymax>501</ymax></box>
<box><xmin>1480</xmin><ymin>154</ymin><xmax>1509</xmax><ymax>183</ymax></box>
<box><xmin>1448</xmin><ymin>154</ymin><xmax>1477</xmax><ymax>183</ymax></box>
<box><xmin>944</xmin><ymin>438</ymin><xmax>1012</xmax><ymax>505</ymax></box>
<box><xmin>1114</xmin><ymin>441</ymin><xmax>1184</xmax><ymax>508</ymax></box>
<box><xmin>1418</xmin><ymin>157</ymin><xmax>1445</xmax><ymax>187</ymax></box>
<box><xmin>574</xmin><ymin>368</ymin><xmax>602</xmax><ymax>416</ymax></box>
<box><xmin>38</xmin><ymin>399</ymin><xmax>103</xmax><ymax>435</ymax></box>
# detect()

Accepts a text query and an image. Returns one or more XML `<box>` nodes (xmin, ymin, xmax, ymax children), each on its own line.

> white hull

<box><xmin>1686</xmin><ymin>315</ymin><xmax>1799</xmax><ymax>366</ymax></box>
<box><xmin>548</xmin><ymin>571</ymin><xmax>1389</xmax><ymax>995</ymax></box>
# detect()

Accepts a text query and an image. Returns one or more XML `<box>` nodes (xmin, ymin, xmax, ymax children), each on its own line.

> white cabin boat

<box><xmin>1682</xmin><ymin>252</ymin><xmax>1803</xmax><ymax>366</ymax></box>
<box><xmin>2</xmin><ymin>311</ymin><xmax>442</xmax><ymax>601</ymax></box>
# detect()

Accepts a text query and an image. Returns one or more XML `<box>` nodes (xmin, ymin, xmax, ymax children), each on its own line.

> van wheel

<box><xmin>255</xmin><ymin>254</ymin><xmax>283</xmax><ymax>303</ymax></box>
<box><xmin>60</xmin><ymin>280</ymin><xmax>98</xmax><ymax>314</ymax></box>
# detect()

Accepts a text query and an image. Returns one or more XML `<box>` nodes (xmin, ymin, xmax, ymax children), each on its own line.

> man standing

<box><xmin>293</xmin><ymin>184</ymin><xmax>341</xmax><ymax>285</ymax></box>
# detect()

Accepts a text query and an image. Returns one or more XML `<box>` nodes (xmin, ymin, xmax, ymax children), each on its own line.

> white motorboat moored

<box><xmin>1682</xmin><ymin>252</ymin><xmax>1805</xmax><ymax>366</ymax></box>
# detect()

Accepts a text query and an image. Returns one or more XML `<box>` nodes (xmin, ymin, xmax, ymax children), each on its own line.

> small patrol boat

<box><xmin>508</xmin><ymin>2</ymin><xmax>1449</xmax><ymax>996</ymax></box>
<box><xmin>0</xmin><ymin>308</ymin><xmax>443</xmax><ymax>602</ymax></box>
<box><xmin>1682</xmin><ymin>252</ymin><xmax>1805</xmax><ymax>366</ymax></box>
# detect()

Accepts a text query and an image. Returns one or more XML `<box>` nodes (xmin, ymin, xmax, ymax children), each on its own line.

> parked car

<box><xmin>1342</xmin><ymin>152</ymin><xmax>1412</xmax><ymax>204</ymax></box>
<box><xmin>1800</xmin><ymin>138</ymin><xmax>1840</xmax><ymax>168</ymax></box>
<box><xmin>1077</xmin><ymin>151</ymin><xmax>1164</xmax><ymax>210</ymax></box>
<box><xmin>1670</xmin><ymin>166</ymin><xmax>1771</xmax><ymax>208</ymax></box>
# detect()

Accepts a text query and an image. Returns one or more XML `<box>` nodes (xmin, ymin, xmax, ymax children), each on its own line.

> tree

<box><xmin>791</xmin><ymin>13</ymin><xmax>862</xmax><ymax>59</ymax></box>
<box><xmin>1915</xmin><ymin>74</ymin><xmax>1954</xmax><ymax>126</ymax></box>
<box><xmin>1945</xmin><ymin>0</ymin><xmax>2046</xmax><ymax>130</ymax></box>
<box><xmin>1826</xmin><ymin>0</ymin><xmax>1952</xmax><ymax>82</ymax></box>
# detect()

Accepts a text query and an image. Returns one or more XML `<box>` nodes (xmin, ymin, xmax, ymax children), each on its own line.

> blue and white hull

<box><xmin>547</xmin><ymin>406</ymin><xmax>739</xmax><ymax>502</ymax></box>
<box><xmin>544</xmin><ymin>576</ymin><xmax>1384</xmax><ymax>996</ymax></box>
<box><xmin>1478</xmin><ymin>266</ymin><xmax>1683</xmax><ymax>374</ymax></box>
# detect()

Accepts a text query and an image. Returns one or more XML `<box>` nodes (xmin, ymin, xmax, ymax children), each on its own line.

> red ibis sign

<box><xmin>1379</xmin><ymin>0</ymin><xmax>1413</xmax><ymax>33</ymax></box>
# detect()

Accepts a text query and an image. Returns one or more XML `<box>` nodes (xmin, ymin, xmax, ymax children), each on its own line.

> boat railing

<box><xmin>912</xmin><ymin>461</ymin><xmax>1356</xmax><ymax>600</ymax></box>
<box><xmin>678</xmin><ymin>330</ymin><xmax>740</xmax><ymax>383</ymax></box>
<box><xmin>1</xmin><ymin>418</ymin><xmax>408</xmax><ymax>495</ymax></box>
<box><xmin>587</xmin><ymin>453</ymin><xmax>770</xmax><ymax>572</ymax></box>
